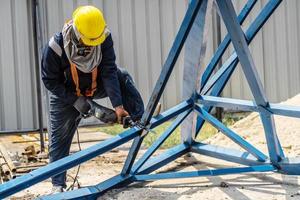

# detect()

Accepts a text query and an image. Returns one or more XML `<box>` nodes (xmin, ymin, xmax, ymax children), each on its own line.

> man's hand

<box><xmin>115</xmin><ymin>105</ymin><xmax>129</xmax><ymax>124</ymax></box>
<box><xmin>73</xmin><ymin>96</ymin><xmax>91</xmax><ymax>115</ymax></box>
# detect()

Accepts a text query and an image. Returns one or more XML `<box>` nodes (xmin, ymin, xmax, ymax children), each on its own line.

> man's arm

<box><xmin>41</xmin><ymin>45</ymin><xmax>78</xmax><ymax>105</ymax></box>
<box><xmin>100</xmin><ymin>34</ymin><xmax>129</xmax><ymax>123</ymax></box>
<box><xmin>100</xmin><ymin>34</ymin><xmax>123</xmax><ymax>108</ymax></box>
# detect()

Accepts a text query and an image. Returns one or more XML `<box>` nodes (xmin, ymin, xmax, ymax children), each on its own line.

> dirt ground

<box><xmin>7</xmin><ymin>94</ymin><xmax>300</xmax><ymax>199</ymax></box>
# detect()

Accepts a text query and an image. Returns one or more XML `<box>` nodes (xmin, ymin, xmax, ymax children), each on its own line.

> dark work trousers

<box><xmin>48</xmin><ymin>68</ymin><xmax>144</xmax><ymax>187</ymax></box>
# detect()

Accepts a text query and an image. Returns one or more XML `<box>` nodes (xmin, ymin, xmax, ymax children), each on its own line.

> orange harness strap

<box><xmin>70</xmin><ymin>63</ymin><xmax>98</xmax><ymax>97</ymax></box>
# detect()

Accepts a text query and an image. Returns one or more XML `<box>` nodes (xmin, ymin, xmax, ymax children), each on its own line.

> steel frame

<box><xmin>1</xmin><ymin>0</ymin><xmax>299</xmax><ymax>199</ymax></box>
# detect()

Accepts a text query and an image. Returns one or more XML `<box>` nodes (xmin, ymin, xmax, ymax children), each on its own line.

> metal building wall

<box><xmin>41</xmin><ymin>0</ymin><xmax>187</xmax><ymax>110</ymax></box>
<box><xmin>0</xmin><ymin>0</ymin><xmax>188</xmax><ymax>130</ymax></box>
<box><xmin>0</xmin><ymin>0</ymin><xmax>38</xmax><ymax>131</ymax></box>
<box><xmin>37</xmin><ymin>0</ymin><xmax>188</xmax><ymax>126</ymax></box>
<box><xmin>1</xmin><ymin>0</ymin><xmax>300</xmax><ymax>131</ymax></box>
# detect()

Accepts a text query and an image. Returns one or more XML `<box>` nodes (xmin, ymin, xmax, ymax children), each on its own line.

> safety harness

<box><xmin>70</xmin><ymin>63</ymin><xmax>98</xmax><ymax>97</ymax></box>
<box><xmin>49</xmin><ymin>36</ymin><xmax>98</xmax><ymax>97</ymax></box>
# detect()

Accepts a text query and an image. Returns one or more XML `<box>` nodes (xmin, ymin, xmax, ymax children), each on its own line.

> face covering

<box><xmin>62</xmin><ymin>21</ymin><xmax>103</xmax><ymax>73</ymax></box>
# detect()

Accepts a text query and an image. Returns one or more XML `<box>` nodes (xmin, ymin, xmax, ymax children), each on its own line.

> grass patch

<box><xmin>222</xmin><ymin>112</ymin><xmax>249</xmax><ymax>126</ymax></box>
<box><xmin>96</xmin><ymin>112</ymin><xmax>249</xmax><ymax>149</ymax></box>
<box><xmin>95</xmin><ymin>122</ymin><xmax>218</xmax><ymax>149</ymax></box>
<box><xmin>96</xmin><ymin>124</ymin><xmax>125</xmax><ymax>136</ymax></box>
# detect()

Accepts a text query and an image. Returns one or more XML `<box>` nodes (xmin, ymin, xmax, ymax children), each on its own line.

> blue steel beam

<box><xmin>198</xmin><ymin>95</ymin><xmax>300</xmax><ymax>118</ymax></box>
<box><xmin>137</xmin><ymin>143</ymin><xmax>190</xmax><ymax>174</ymax></box>
<box><xmin>258</xmin><ymin>106</ymin><xmax>285</xmax><ymax>161</ymax></box>
<box><xmin>120</xmin><ymin>102</ymin><xmax>192</xmax><ymax>176</ymax></box>
<box><xmin>120</xmin><ymin>100</ymin><xmax>192</xmax><ymax>175</ymax></box>
<box><xmin>181</xmin><ymin>0</ymin><xmax>211</xmax><ymax>145</ymax></box>
<box><xmin>200</xmin><ymin>54</ymin><xmax>238</xmax><ymax>95</ymax></box>
<box><xmin>198</xmin><ymin>67</ymin><xmax>286</xmax><ymax>160</ymax></box>
<box><xmin>44</xmin><ymin>115</ymin><xmax>190</xmax><ymax>200</ymax></box>
<box><xmin>191</xmin><ymin>142</ymin><xmax>269</xmax><ymax>166</ymax></box>
<box><xmin>195</xmin><ymin>0</ymin><xmax>282</xmax><ymax>138</ymax></box>
<box><xmin>43</xmin><ymin>143</ymin><xmax>279</xmax><ymax>200</ymax></box>
<box><xmin>132</xmin><ymin>109</ymin><xmax>192</xmax><ymax>174</ymax></box>
<box><xmin>42</xmin><ymin>144</ymin><xmax>276</xmax><ymax>200</ymax></box>
<box><xmin>149</xmin><ymin>99</ymin><xmax>193</xmax><ymax>128</ymax></box>
<box><xmin>196</xmin><ymin>0</ymin><xmax>257</xmax><ymax>141</ymax></box>
<box><xmin>42</xmin><ymin>144</ymin><xmax>190</xmax><ymax>199</ymax></box>
<box><xmin>216</xmin><ymin>0</ymin><xmax>283</xmax><ymax>164</ymax></box>
<box><xmin>40</xmin><ymin>175</ymin><xmax>133</xmax><ymax>200</ymax></box>
<box><xmin>268</xmin><ymin>104</ymin><xmax>300</xmax><ymax>118</ymax></box>
<box><xmin>11</xmin><ymin>1</ymin><xmax>288</xmax><ymax>200</ymax></box>
<box><xmin>121</xmin><ymin>0</ymin><xmax>204</xmax><ymax>176</ymax></box>
<box><xmin>14</xmin><ymin>101</ymin><xmax>193</xmax><ymax>199</ymax></box>
<box><xmin>134</xmin><ymin>165</ymin><xmax>275</xmax><ymax>181</ymax></box>
<box><xmin>278</xmin><ymin>157</ymin><xmax>300</xmax><ymax>175</ymax></box>
<box><xmin>39</xmin><ymin>186</ymin><xmax>99</xmax><ymax>200</ymax></box>
<box><xmin>121</xmin><ymin>100</ymin><xmax>192</xmax><ymax>175</ymax></box>
<box><xmin>200</xmin><ymin>0</ymin><xmax>257</xmax><ymax>89</ymax></box>
<box><xmin>141</xmin><ymin>0</ymin><xmax>204</xmax><ymax>126</ymax></box>
<box><xmin>0</xmin><ymin>101</ymin><xmax>191</xmax><ymax>199</ymax></box>
<box><xmin>194</xmin><ymin>105</ymin><xmax>267</xmax><ymax>161</ymax></box>
<box><xmin>198</xmin><ymin>95</ymin><xmax>257</xmax><ymax>111</ymax></box>
<box><xmin>216</xmin><ymin>0</ymin><xmax>268</xmax><ymax>105</ymax></box>
<box><xmin>121</xmin><ymin>135</ymin><xmax>145</xmax><ymax>175</ymax></box>
<box><xmin>121</xmin><ymin>101</ymin><xmax>192</xmax><ymax>176</ymax></box>
<box><xmin>0</xmin><ymin>3</ymin><xmax>199</xmax><ymax>192</ymax></box>
<box><xmin>0</xmin><ymin>127</ymin><xmax>141</xmax><ymax>199</ymax></box>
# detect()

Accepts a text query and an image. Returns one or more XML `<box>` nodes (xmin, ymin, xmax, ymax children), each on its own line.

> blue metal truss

<box><xmin>1</xmin><ymin>0</ymin><xmax>299</xmax><ymax>199</ymax></box>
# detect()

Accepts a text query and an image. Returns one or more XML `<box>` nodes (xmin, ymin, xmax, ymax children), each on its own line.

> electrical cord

<box><xmin>66</xmin><ymin>117</ymin><xmax>82</xmax><ymax>191</ymax></box>
<box><xmin>66</xmin><ymin>128</ymin><xmax>81</xmax><ymax>191</ymax></box>
<box><xmin>66</xmin><ymin>174</ymin><xmax>80</xmax><ymax>189</ymax></box>
<box><xmin>65</xmin><ymin>108</ymin><xmax>126</xmax><ymax>191</ymax></box>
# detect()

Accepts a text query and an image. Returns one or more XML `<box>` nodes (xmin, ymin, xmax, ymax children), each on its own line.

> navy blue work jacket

<box><xmin>41</xmin><ymin>33</ymin><xmax>122</xmax><ymax>108</ymax></box>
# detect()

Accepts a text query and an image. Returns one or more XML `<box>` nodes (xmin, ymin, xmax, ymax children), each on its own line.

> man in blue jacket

<box><xmin>41</xmin><ymin>6</ymin><xmax>144</xmax><ymax>193</ymax></box>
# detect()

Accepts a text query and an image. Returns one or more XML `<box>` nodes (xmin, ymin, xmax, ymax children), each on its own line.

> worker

<box><xmin>41</xmin><ymin>6</ymin><xmax>144</xmax><ymax>193</ymax></box>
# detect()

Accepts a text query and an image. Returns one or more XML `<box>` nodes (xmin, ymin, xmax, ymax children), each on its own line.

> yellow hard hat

<box><xmin>72</xmin><ymin>6</ymin><xmax>108</xmax><ymax>46</ymax></box>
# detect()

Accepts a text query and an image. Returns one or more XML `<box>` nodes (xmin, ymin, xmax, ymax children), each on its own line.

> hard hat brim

<box><xmin>81</xmin><ymin>31</ymin><xmax>106</xmax><ymax>46</ymax></box>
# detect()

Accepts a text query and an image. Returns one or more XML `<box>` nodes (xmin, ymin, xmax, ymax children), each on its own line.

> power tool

<box><xmin>122</xmin><ymin>116</ymin><xmax>135</xmax><ymax>128</ymax></box>
<box><xmin>86</xmin><ymin>99</ymin><xmax>117</xmax><ymax>123</ymax></box>
<box><xmin>86</xmin><ymin>99</ymin><xmax>135</xmax><ymax>128</ymax></box>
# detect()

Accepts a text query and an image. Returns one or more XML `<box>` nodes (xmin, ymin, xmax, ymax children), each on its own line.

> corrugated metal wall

<box><xmin>1</xmin><ymin>0</ymin><xmax>300</xmax><ymax>131</ymax></box>
<box><xmin>39</xmin><ymin>0</ymin><xmax>187</xmax><ymax>126</ymax></box>
<box><xmin>0</xmin><ymin>0</ymin><xmax>38</xmax><ymax>131</ymax></box>
<box><xmin>42</xmin><ymin>0</ymin><xmax>187</xmax><ymax>109</ymax></box>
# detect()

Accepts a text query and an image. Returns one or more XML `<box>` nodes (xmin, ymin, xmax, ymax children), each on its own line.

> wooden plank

<box><xmin>0</xmin><ymin>143</ymin><xmax>16</xmax><ymax>173</ymax></box>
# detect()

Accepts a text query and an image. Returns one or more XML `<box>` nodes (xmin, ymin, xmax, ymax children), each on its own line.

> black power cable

<box><xmin>66</xmin><ymin>128</ymin><xmax>81</xmax><ymax>191</ymax></box>
<box><xmin>66</xmin><ymin>117</ymin><xmax>82</xmax><ymax>191</ymax></box>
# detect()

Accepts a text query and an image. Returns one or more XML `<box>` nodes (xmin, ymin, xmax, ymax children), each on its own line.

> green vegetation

<box><xmin>96</xmin><ymin>112</ymin><xmax>249</xmax><ymax>149</ymax></box>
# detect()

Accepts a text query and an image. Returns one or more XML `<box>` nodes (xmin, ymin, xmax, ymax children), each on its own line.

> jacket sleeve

<box><xmin>41</xmin><ymin>45</ymin><xmax>78</xmax><ymax>105</ymax></box>
<box><xmin>100</xmin><ymin>34</ymin><xmax>123</xmax><ymax>108</ymax></box>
